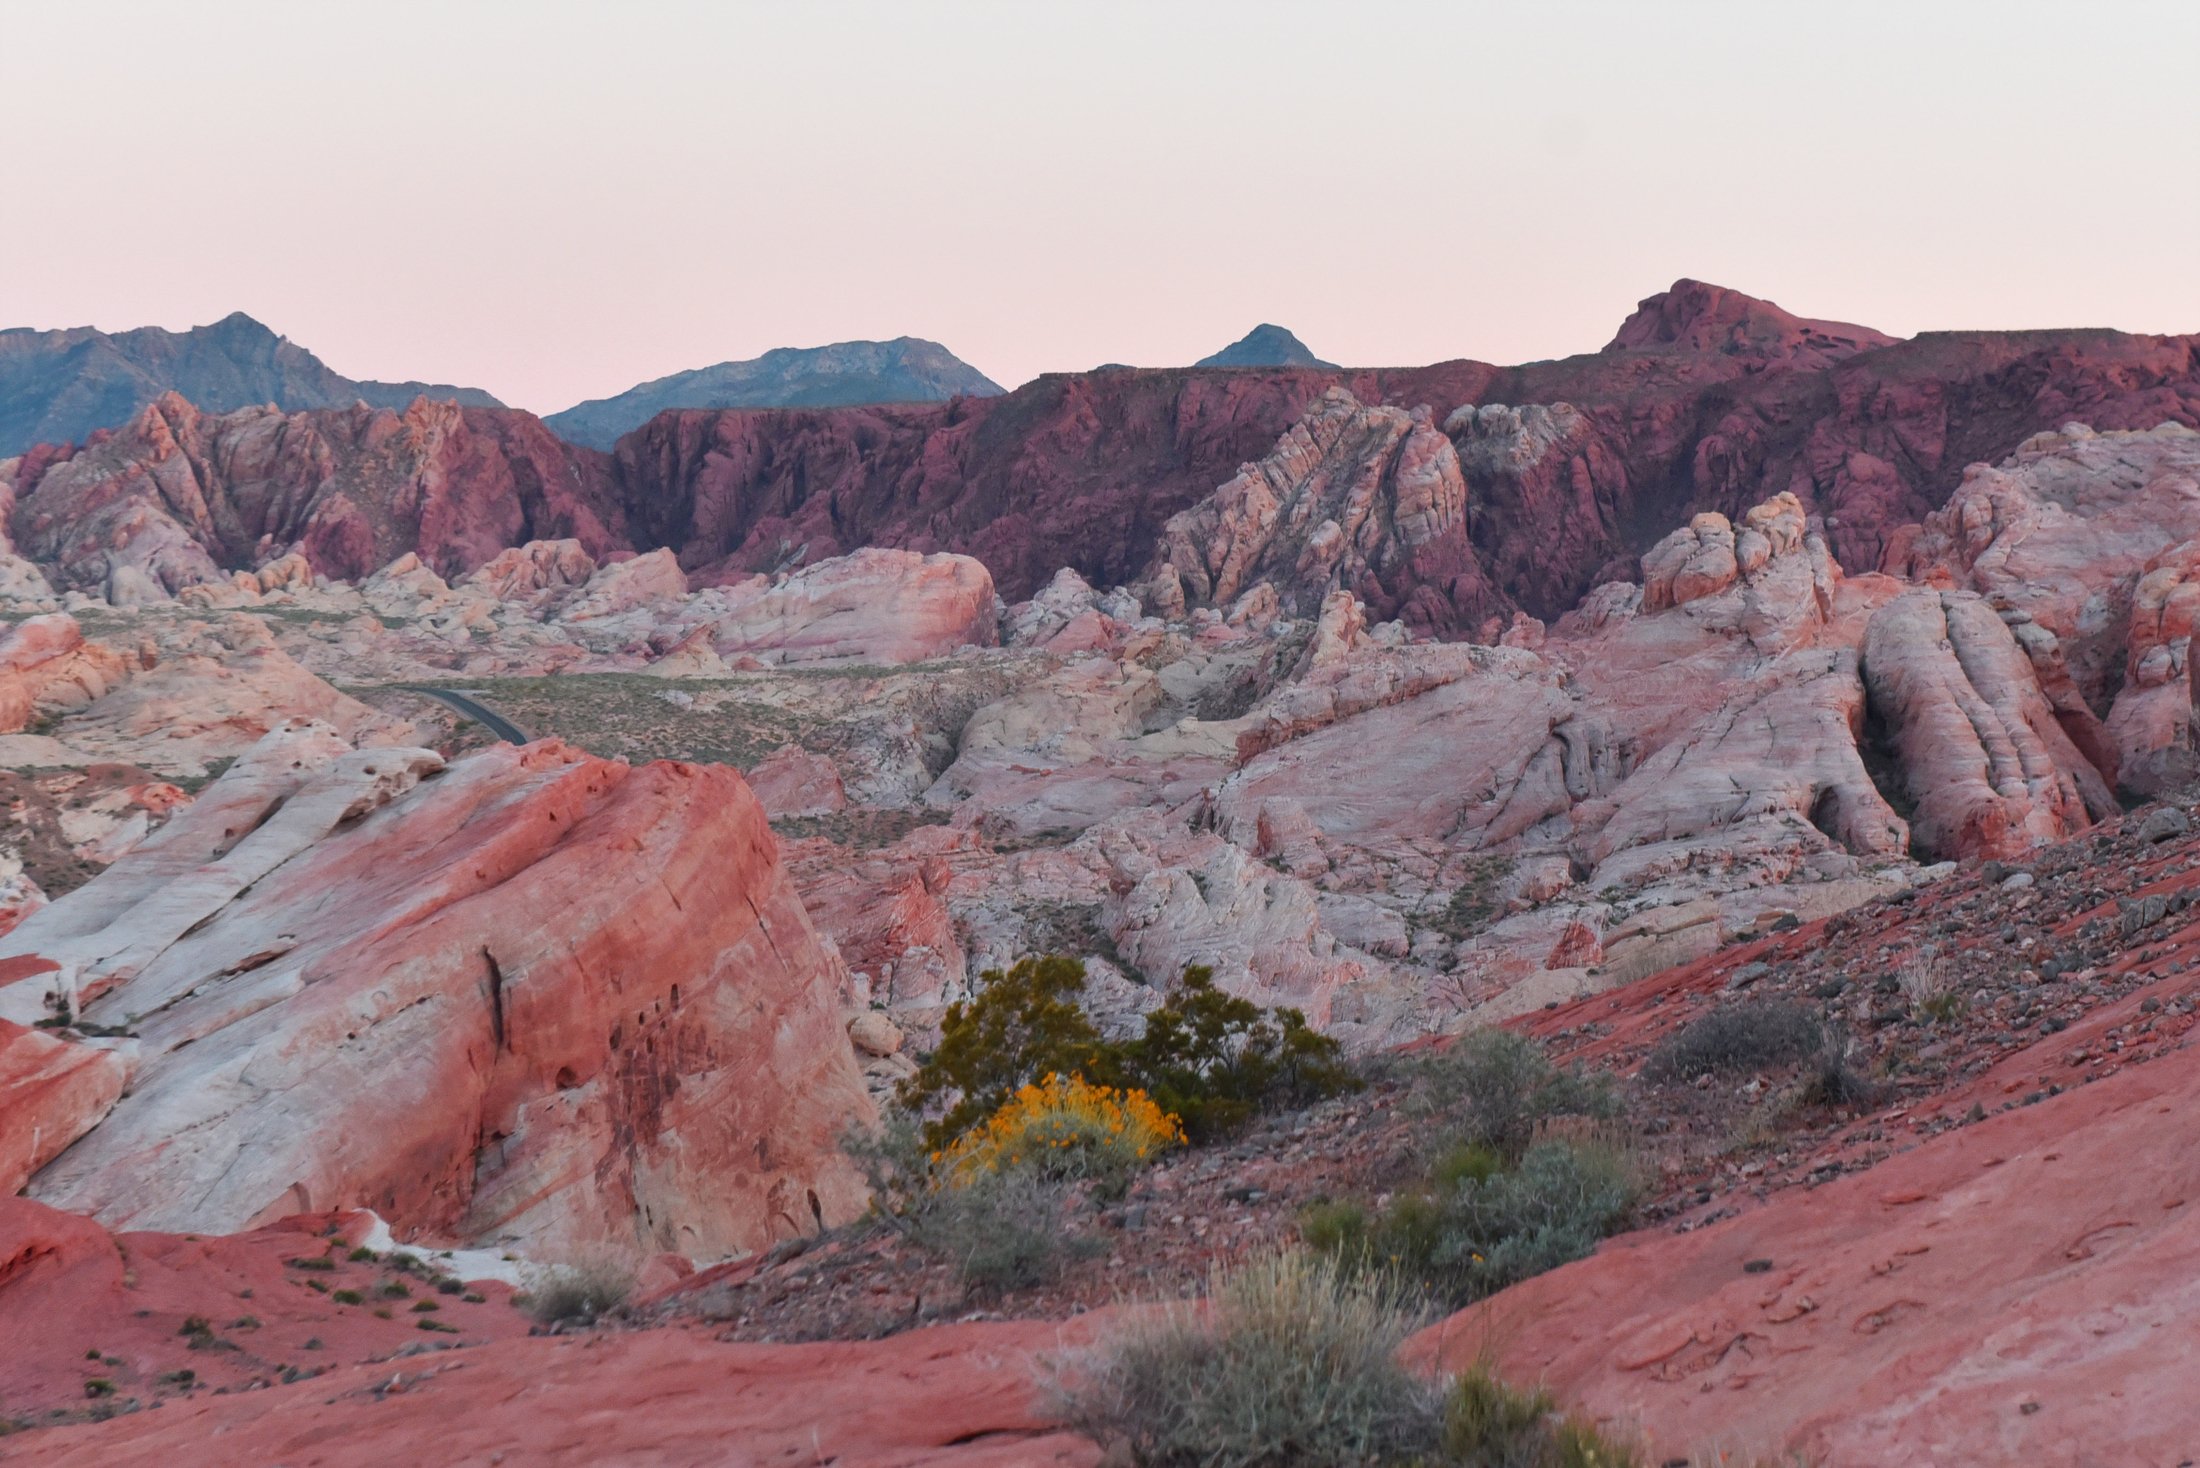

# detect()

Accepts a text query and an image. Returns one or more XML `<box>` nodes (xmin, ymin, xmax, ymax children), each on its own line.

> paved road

<box><xmin>407</xmin><ymin>687</ymin><xmax>529</xmax><ymax>744</ymax></box>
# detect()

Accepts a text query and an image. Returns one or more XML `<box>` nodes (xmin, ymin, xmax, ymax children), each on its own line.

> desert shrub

<box><xmin>528</xmin><ymin>1258</ymin><xmax>635</xmax><ymax>1326</ymax></box>
<box><xmin>1415</xmin><ymin>1030</ymin><xmax>1618</xmax><ymax>1161</ymax></box>
<box><xmin>1304</xmin><ymin>1139</ymin><xmax>1636</xmax><ymax>1305</ymax></box>
<box><xmin>901</xmin><ymin>956</ymin><xmax>1359</xmax><ymax>1150</ymax></box>
<box><xmin>1060</xmin><ymin>1249</ymin><xmax>1440</xmax><ymax>1468</ymax></box>
<box><xmin>1116</xmin><ymin>966</ymin><xmax>1360</xmax><ymax>1141</ymax></box>
<box><xmin>1795</xmin><ymin>1027</ymin><xmax>1885</xmax><ymax>1109</ymax></box>
<box><xmin>937</xmin><ymin>1072</ymin><xmax>1184</xmax><ymax>1188</ymax></box>
<box><xmin>847</xmin><ymin>1110</ymin><xmax>1100</xmax><ymax>1291</ymax></box>
<box><xmin>899</xmin><ymin>955</ymin><xmax>1116</xmax><ymax>1148</ymax></box>
<box><xmin>910</xmin><ymin>1165</ymin><xmax>1089</xmax><ymax>1291</ymax></box>
<box><xmin>1439</xmin><ymin>1367</ymin><xmax>1640</xmax><ymax>1467</ymax></box>
<box><xmin>1644</xmin><ymin>1000</ymin><xmax>1820</xmax><ymax>1082</ymax></box>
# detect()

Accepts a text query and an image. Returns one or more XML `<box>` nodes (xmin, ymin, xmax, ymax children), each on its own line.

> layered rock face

<box><xmin>0</xmin><ymin>725</ymin><xmax>871</xmax><ymax>1257</ymax></box>
<box><xmin>0</xmin><ymin>613</ymin><xmax>131</xmax><ymax>732</ymax></box>
<box><xmin>602</xmin><ymin>285</ymin><xmax>2198</xmax><ymax>620</ymax></box>
<box><xmin>1138</xmin><ymin>388</ymin><xmax>1498</xmax><ymax>632</ymax></box>
<box><xmin>698</xmin><ymin>548</ymin><xmax>1000</xmax><ymax>664</ymax></box>
<box><xmin>4</xmin><ymin>285</ymin><xmax>2195</xmax><ymax>633</ymax></box>
<box><xmin>1890</xmin><ymin>420</ymin><xmax>2200</xmax><ymax>794</ymax></box>
<box><xmin>1862</xmin><ymin>589</ymin><xmax>2116</xmax><ymax>858</ymax></box>
<box><xmin>3</xmin><ymin>392</ymin><xmax>623</xmax><ymax>593</ymax></box>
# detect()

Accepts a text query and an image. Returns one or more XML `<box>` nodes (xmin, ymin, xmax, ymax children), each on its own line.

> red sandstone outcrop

<box><xmin>0</xmin><ymin>1306</ymin><xmax>1096</xmax><ymax>1467</ymax></box>
<box><xmin>1606</xmin><ymin>277</ymin><xmax>1898</xmax><ymax>367</ymax></box>
<box><xmin>1862</xmin><ymin>589</ymin><xmax>2116</xmax><ymax>859</ymax></box>
<box><xmin>0</xmin><ymin>614</ymin><xmax>130</xmax><ymax>732</ymax></box>
<box><xmin>1138</xmin><ymin>387</ymin><xmax>1498</xmax><ymax>633</ymax></box>
<box><xmin>695</xmin><ymin>548</ymin><xmax>1000</xmax><ymax>664</ymax></box>
<box><xmin>3</xmin><ymin>393</ymin><xmax>622</xmax><ymax>593</ymax></box>
<box><xmin>1890</xmin><ymin>420</ymin><xmax>2200</xmax><ymax>794</ymax></box>
<box><xmin>0</xmin><ymin>724</ymin><xmax>872</xmax><ymax>1258</ymax></box>
<box><xmin>0</xmin><ymin>1019</ymin><xmax>127</xmax><ymax>1195</ymax></box>
<box><xmin>1416</xmin><ymin>1026</ymin><xmax>2200</xmax><ymax>1465</ymax></box>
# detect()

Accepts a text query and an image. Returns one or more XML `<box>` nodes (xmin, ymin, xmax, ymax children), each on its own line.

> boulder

<box><xmin>699</xmin><ymin>549</ymin><xmax>999</xmax><ymax>665</ymax></box>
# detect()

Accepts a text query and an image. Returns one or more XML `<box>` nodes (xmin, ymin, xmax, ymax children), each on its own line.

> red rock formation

<box><xmin>1412</xmin><ymin>1031</ymin><xmax>2200</xmax><ymax>1466</ymax></box>
<box><xmin>0</xmin><ymin>726</ymin><xmax>872</xmax><ymax>1258</ymax></box>
<box><xmin>0</xmin><ymin>1020</ymin><xmax>126</xmax><ymax>1194</ymax></box>
<box><xmin>0</xmin><ymin>1308</ymin><xmax>1097</xmax><ymax>1467</ymax></box>
<box><xmin>0</xmin><ymin>614</ymin><xmax>130</xmax><ymax>733</ymax></box>
<box><xmin>1138</xmin><ymin>388</ymin><xmax>1501</xmax><ymax>633</ymax></box>
<box><xmin>5</xmin><ymin>393</ymin><xmax>622</xmax><ymax>592</ymax></box>
<box><xmin>605</xmin><ymin>290</ymin><xmax>2200</xmax><ymax>620</ymax></box>
<box><xmin>1606</xmin><ymin>277</ymin><xmax>1898</xmax><ymax>366</ymax></box>
<box><xmin>0</xmin><ymin>1199</ymin><xmax>531</xmax><ymax>1418</ymax></box>
<box><xmin>1862</xmin><ymin>589</ymin><xmax>2117</xmax><ymax>859</ymax></box>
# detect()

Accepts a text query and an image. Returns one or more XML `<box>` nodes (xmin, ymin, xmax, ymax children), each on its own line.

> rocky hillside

<box><xmin>0</xmin><ymin>312</ymin><xmax>498</xmax><ymax>459</ymax></box>
<box><xmin>544</xmin><ymin>337</ymin><xmax>1004</xmax><ymax>450</ymax></box>
<box><xmin>6</xmin><ymin>283</ymin><xmax>2197</xmax><ymax>623</ymax></box>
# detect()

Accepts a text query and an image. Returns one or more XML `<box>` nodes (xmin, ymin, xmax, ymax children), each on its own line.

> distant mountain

<box><xmin>0</xmin><ymin>312</ymin><xmax>501</xmax><ymax>459</ymax></box>
<box><xmin>1195</xmin><ymin>324</ymin><xmax>1335</xmax><ymax>370</ymax></box>
<box><xmin>544</xmin><ymin>338</ymin><xmax>1003</xmax><ymax>450</ymax></box>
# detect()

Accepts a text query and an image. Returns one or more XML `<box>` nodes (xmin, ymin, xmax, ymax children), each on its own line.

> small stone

<box><xmin>2138</xmin><ymin>808</ymin><xmax>2190</xmax><ymax>844</ymax></box>
<box><xmin>1742</xmin><ymin>1258</ymin><xmax>1774</xmax><ymax>1274</ymax></box>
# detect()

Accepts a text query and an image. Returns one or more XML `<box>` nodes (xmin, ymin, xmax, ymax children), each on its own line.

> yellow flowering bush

<box><xmin>938</xmin><ymin>1072</ymin><xmax>1185</xmax><ymax>1188</ymax></box>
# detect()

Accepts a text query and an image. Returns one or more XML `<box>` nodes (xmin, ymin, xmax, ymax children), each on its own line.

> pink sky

<box><xmin>3</xmin><ymin>0</ymin><xmax>2195</xmax><ymax>414</ymax></box>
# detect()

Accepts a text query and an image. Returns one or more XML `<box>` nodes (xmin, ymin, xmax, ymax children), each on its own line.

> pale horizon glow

<box><xmin>3</xmin><ymin>0</ymin><xmax>2197</xmax><ymax>415</ymax></box>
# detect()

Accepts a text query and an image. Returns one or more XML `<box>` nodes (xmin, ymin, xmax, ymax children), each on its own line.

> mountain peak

<box><xmin>1609</xmin><ymin>279</ymin><xmax>1897</xmax><ymax>365</ymax></box>
<box><xmin>543</xmin><ymin>337</ymin><xmax>1003</xmax><ymax>450</ymax></box>
<box><xmin>1195</xmin><ymin>325</ymin><xmax>1336</xmax><ymax>370</ymax></box>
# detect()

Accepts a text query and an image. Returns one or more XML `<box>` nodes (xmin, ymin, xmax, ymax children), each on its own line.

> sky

<box><xmin>3</xmin><ymin>0</ymin><xmax>2197</xmax><ymax>415</ymax></box>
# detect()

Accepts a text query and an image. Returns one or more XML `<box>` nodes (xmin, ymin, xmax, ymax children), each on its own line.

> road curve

<box><xmin>406</xmin><ymin>687</ymin><xmax>530</xmax><ymax>745</ymax></box>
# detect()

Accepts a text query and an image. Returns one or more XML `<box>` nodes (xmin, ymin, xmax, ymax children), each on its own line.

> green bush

<box><xmin>910</xmin><ymin>1166</ymin><xmax>1089</xmax><ymax>1291</ymax></box>
<box><xmin>1415</xmin><ymin>1030</ymin><xmax>1618</xmax><ymax>1161</ymax></box>
<box><xmin>1304</xmin><ymin>1139</ymin><xmax>1636</xmax><ymax>1305</ymax></box>
<box><xmin>845</xmin><ymin>1112</ymin><xmax>1097</xmax><ymax>1292</ymax></box>
<box><xmin>1117</xmin><ymin>966</ymin><xmax>1360</xmax><ymax>1141</ymax></box>
<box><xmin>1060</xmin><ymin>1249</ymin><xmax>1438</xmax><ymax>1468</ymax></box>
<box><xmin>900</xmin><ymin>956</ymin><xmax>1358</xmax><ymax>1150</ymax></box>
<box><xmin>1645</xmin><ymin>1000</ymin><xmax>1820</xmax><ymax>1081</ymax></box>
<box><xmin>899</xmin><ymin>954</ymin><xmax>1115</xmax><ymax>1149</ymax></box>
<box><xmin>1439</xmin><ymin>1368</ymin><xmax>1640</xmax><ymax>1467</ymax></box>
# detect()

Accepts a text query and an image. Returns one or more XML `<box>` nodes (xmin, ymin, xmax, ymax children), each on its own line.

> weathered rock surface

<box><xmin>0</xmin><ymin>1019</ymin><xmax>127</xmax><ymax>1195</ymax></box>
<box><xmin>0</xmin><ymin>614</ymin><xmax>130</xmax><ymax>732</ymax></box>
<box><xmin>8</xmin><ymin>286</ymin><xmax>2198</xmax><ymax>637</ymax></box>
<box><xmin>4</xmin><ymin>393</ymin><xmax>622</xmax><ymax>592</ymax></box>
<box><xmin>1139</xmin><ymin>388</ymin><xmax>1497</xmax><ymax>632</ymax></box>
<box><xmin>1862</xmin><ymin>588</ymin><xmax>2116</xmax><ymax>859</ymax></box>
<box><xmin>1419</xmin><ymin>1028</ymin><xmax>2200</xmax><ymax>1466</ymax></box>
<box><xmin>0</xmin><ymin>725</ymin><xmax>872</xmax><ymax>1258</ymax></box>
<box><xmin>696</xmin><ymin>548</ymin><xmax>999</xmax><ymax>665</ymax></box>
<box><xmin>1891</xmin><ymin>420</ymin><xmax>2200</xmax><ymax>795</ymax></box>
<box><xmin>0</xmin><ymin>1310</ymin><xmax>1096</xmax><ymax>1467</ymax></box>
<box><xmin>1606</xmin><ymin>276</ymin><xmax>1898</xmax><ymax>367</ymax></box>
<box><xmin>0</xmin><ymin>1198</ymin><xmax>536</xmax><ymax>1422</ymax></box>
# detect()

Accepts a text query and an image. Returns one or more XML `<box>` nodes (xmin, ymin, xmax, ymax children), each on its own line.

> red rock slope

<box><xmin>1416</xmin><ymin>1032</ymin><xmax>2200</xmax><ymax>1464</ymax></box>
<box><xmin>0</xmin><ymin>724</ymin><xmax>872</xmax><ymax>1259</ymax></box>
<box><xmin>0</xmin><ymin>1308</ymin><xmax>1096</xmax><ymax>1467</ymax></box>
